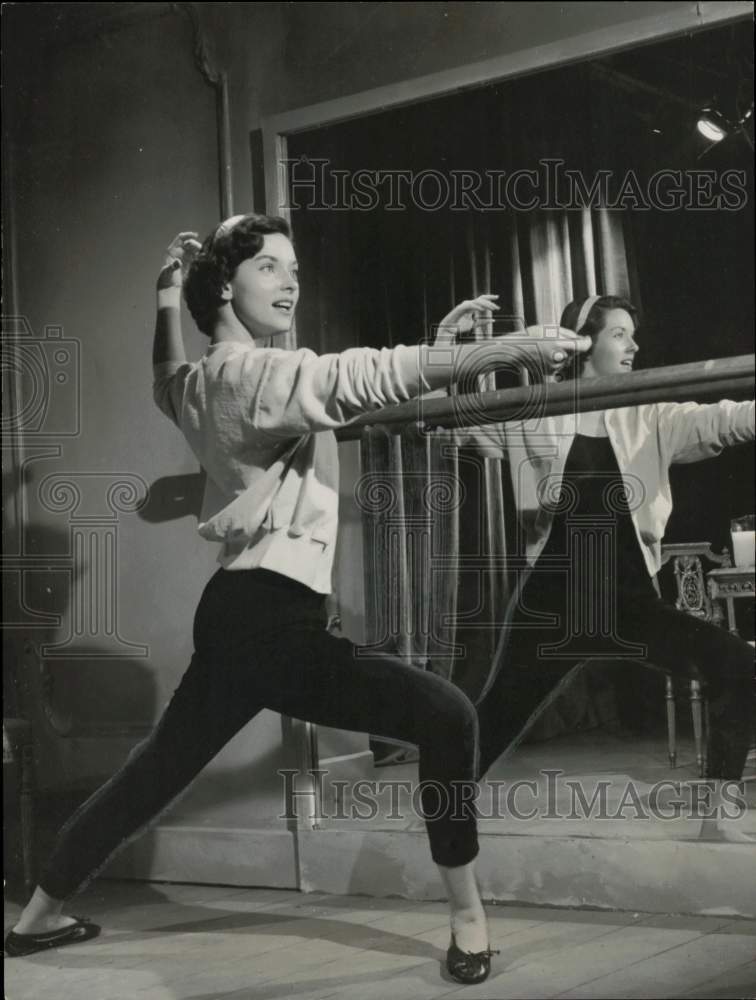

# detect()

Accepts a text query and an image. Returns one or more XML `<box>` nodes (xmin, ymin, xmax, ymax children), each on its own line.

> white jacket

<box><xmin>460</xmin><ymin>399</ymin><xmax>755</xmax><ymax>576</ymax></box>
<box><xmin>153</xmin><ymin>340</ymin><xmax>428</xmax><ymax>593</ymax></box>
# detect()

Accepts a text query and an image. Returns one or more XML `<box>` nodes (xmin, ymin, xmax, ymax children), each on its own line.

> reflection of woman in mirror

<box><xmin>452</xmin><ymin>295</ymin><xmax>754</xmax><ymax>828</ymax></box>
<box><xmin>6</xmin><ymin>214</ymin><xmax>586</xmax><ymax>983</ymax></box>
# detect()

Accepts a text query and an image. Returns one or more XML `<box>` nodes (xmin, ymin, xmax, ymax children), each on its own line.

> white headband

<box><xmin>575</xmin><ymin>295</ymin><xmax>601</xmax><ymax>331</ymax></box>
<box><xmin>215</xmin><ymin>214</ymin><xmax>245</xmax><ymax>239</ymax></box>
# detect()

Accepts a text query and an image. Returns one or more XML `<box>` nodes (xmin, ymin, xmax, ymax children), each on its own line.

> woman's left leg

<box><xmin>476</xmin><ymin>607</ymin><xmax>580</xmax><ymax>780</ymax></box>
<box><xmin>253</xmin><ymin>625</ymin><xmax>481</xmax><ymax>870</ymax></box>
<box><xmin>244</xmin><ymin>621</ymin><xmax>488</xmax><ymax>959</ymax></box>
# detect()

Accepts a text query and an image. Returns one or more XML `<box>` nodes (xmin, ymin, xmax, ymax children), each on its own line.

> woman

<box><xmin>461</xmin><ymin>295</ymin><xmax>754</xmax><ymax>801</ymax></box>
<box><xmin>6</xmin><ymin>214</ymin><xmax>586</xmax><ymax>984</ymax></box>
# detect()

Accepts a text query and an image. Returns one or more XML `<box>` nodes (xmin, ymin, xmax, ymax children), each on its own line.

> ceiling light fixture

<box><xmin>696</xmin><ymin>107</ymin><xmax>729</xmax><ymax>142</ymax></box>
<box><xmin>696</xmin><ymin>103</ymin><xmax>754</xmax><ymax>146</ymax></box>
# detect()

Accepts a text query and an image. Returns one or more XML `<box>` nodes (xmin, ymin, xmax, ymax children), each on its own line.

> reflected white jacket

<box><xmin>153</xmin><ymin>340</ymin><xmax>428</xmax><ymax>593</ymax></box>
<box><xmin>460</xmin><ymin>399</ymin><xmax>755</xmax><ymax>577</ymax></box>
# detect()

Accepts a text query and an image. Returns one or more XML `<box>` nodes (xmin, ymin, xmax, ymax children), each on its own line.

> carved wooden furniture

<box><xmin>658</xmin><ymin>543</ymin><xmax>732</xmax><ymax>777</ymax></box>
<box><xmin>706</xmin><ymin>566</ymin><xmax>756</xmax><ymax>637</ymax></box>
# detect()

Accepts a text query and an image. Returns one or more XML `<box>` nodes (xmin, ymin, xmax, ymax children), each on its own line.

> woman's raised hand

<box><xmin>435</xmin><ymin>294</ymin><xmax>500</xmax><ymax>344</ymax></box>
<box><xmin>433</xmin><ymin>302</ymin><xmax>591</xmax><ymax>378</ymax></box>
<box><xmin>523</xmin><ymin>326</ymin><xmax>592</xmax><ymax>376</ymax></box>
<box><xmin>157</xmin><ymin>231</ymin><xmax>202</xmax><ymax>291</ymax></box>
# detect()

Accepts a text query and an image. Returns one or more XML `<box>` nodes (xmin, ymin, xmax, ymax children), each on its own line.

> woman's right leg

<box><xmin>14</xmin><ymin>571</ymin><xmax>268</xmax><ymax>931</ymax></box>
<box><xmin>14</xmin><ymin>651</ymin><xmax>262</xmax><ymax>932</ymax></box>
<box><xmin>615</xmin><ymin>598</ymin><xmax>754</xmax><ymax>780</ymax></box>
<box><xmin>33</xmin><ymin>653</ymin><xmax>263</xmax><ymax>905</ymax></box>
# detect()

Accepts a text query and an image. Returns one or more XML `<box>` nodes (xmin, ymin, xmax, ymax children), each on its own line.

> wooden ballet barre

<box><xmin>335</xmin><ymin>354</ymin><xmax>755</xmax><ymax>441</ymax></box>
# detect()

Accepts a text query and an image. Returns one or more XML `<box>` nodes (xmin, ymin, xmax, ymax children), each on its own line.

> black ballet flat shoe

<box><xmin>4</xmin><ymin>916</ymin><xmax>100</xmax><ymax>957</ymax></box>
<box><xmin>446</xmin><ymin>935</ymin><xmax>499</xmax><ymax>985</ymax></box>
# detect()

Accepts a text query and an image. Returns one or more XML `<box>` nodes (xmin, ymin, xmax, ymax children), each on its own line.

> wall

<box><xmin>276</xmin><ymin>2</ymin><xmax>730</xmax><ymax>111</ymax></box>
<box><xmin>210</xmin><ymin>2</ymin><xmax>752</xmax><ymax>208</ymax></box>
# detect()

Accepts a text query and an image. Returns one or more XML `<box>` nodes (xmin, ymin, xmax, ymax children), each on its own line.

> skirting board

<box><xmin>297</xmin><ymin>828</ymin><xmax>756</xmax><ymax>919</ymax></box>
<box><xmin>104</xmin><ymin>824</ymin><xmax>756</xmax><ymax>918</ymax></box>
<box><xmin>105</xmin><ymin>825</ymin><xmax>299</xmax><ymax>889</ymax></box>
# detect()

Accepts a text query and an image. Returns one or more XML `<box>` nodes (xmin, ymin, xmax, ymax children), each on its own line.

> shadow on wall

<box><xmin>4</xmin><ymin>462</ymin><xmax>160</xmax><ymax>735</ymax></box>
<box><xmin>137</xmin><ymin>472</ymin><xmax>205</xmax><ymax>523</ymax></box>
<box><xmin>3</xmin><ymin>464</ymin><xmax>162</xmax><ymax>892</ymax></box>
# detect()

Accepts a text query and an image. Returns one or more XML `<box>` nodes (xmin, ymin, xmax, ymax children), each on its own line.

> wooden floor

<box><xmin>4</xmin><ymin>880</ymin><xmax>756</xmax><ymax>1000</ymax></box>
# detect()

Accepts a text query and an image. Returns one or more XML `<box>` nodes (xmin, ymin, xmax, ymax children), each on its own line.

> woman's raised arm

<box><xmin>152</xmin><ymin>231</ymin><xmax>201</xmax><ymax>368</ymax></box>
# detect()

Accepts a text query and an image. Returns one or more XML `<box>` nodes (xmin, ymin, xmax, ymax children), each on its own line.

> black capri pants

<box><xmin>477</xmin><ymin>590</ymin><xmax>754</xmax><ymax>781</ymax></box>
<box><xmin>39</xmin><ymin>568</ymin><xmax>479</xmax><ymax>900</ymax></box>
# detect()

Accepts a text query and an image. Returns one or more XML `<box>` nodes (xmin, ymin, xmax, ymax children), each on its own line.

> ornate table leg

<box><xmin>665</xmin><ymin>675</ymin><xmax>677</xmax><ymax>767</ymax></box>
<box><xmin>690</xmin><ymin>678</ymin><xmax>705</xmax><ymax>778</ymax></box>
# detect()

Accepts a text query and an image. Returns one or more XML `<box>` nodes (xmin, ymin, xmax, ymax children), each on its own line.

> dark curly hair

<box><xmin>559</xmin><ymin>294</ymin><xmax>639</xmax><ymax>378</ymax></box>
<box><xmin>184</xmin><ymin>213</ymin><xmax>292</xmax><ymax>336</ymax></box>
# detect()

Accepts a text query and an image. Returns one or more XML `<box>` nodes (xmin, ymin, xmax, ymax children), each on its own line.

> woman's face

<box><xmin>228</xmin><ymin>232</ymin><xmax>300</xmax><ymax>338</ymax></box>
<box><xmin>581</xmin><ymin>308</ymin><xmax>638</xmax><ymax>378</ymax></box>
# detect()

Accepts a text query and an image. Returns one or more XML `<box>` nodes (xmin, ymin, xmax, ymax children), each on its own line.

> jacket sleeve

<box><xmin>221</xmin><ymin>344</ymin><xmax>432</xmax><ymax>438</ymax></box>
<box><xmin>658</xmin><ymin>399</ymin><xmax>755</xmax><ymax>464</ymax></box>
<box><xmin>152</xmin><ymin>361</ymin><xmax>190</xmax><ymax>426</ymax></box>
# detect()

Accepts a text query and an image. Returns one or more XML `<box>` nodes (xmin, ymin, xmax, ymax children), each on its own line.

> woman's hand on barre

<box><xmin>421</xmin><ymin>327</ymin><xmax>590</xmax><ymax>390</ymax></box>
<box><xmin>435</xmin><ymin>294</ymin><xmax>500</xmax><ymax>343</ymax></box>
<box><xmin>157</xmin><ymin>231</ymin><xmax>202</xmax><ymax>300</ymax></box>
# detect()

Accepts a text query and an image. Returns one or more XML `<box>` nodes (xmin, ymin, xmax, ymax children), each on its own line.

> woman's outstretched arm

<box><xmin>228</xmin><ymin>307</ymin><xmax>588</xmax><ymax>439</ymax></box>
<box><xmin>658</xmin><ymin>398</ymin><xmax>755</xmax><ymax>464</ymax></box>
<box><xmin>150</xmin><ymin>250</ymin><xmax>588</xmax><ymax>437</ymax></box>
